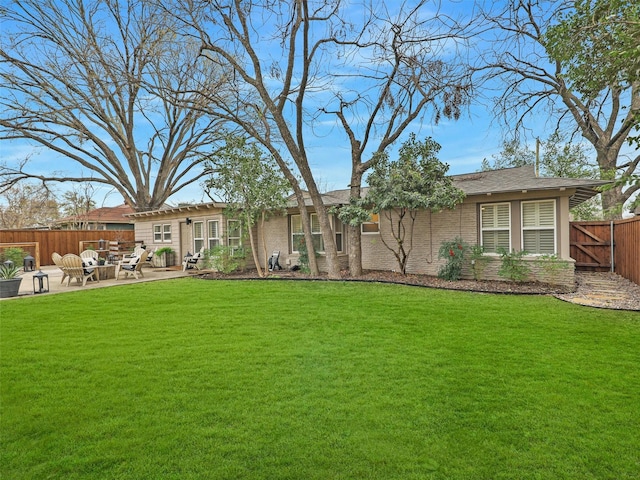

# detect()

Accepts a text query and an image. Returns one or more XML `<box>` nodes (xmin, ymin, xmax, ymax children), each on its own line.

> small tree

<box><xmin>204</xmin><ymin>136</ymin><xmax>289</xmax><ymax>277</ymax></box>
<box><xmin>362</xmin><ymin>134</ymin><xmax>465</xmax><ymax>274</ymax></box>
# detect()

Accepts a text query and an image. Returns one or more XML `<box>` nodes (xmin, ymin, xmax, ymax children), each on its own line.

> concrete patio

<box><xmin>4</xmin><ymin>264</ymin><xmax>191</xmax><ymax>300</ymax></box>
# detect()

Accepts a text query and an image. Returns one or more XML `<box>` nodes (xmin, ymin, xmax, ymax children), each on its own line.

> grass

<box><xmin>1</xmin><ymin>279</ymin><xmax>639</xmax><ymax>479</ymax></box>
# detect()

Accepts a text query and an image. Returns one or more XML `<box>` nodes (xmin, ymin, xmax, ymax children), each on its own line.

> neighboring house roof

<box><xmin>312</xmin><ymin>165</ymin><xmax>609</xmax><ymax>209</ymax></box>
<box><xmin>55</xmin><ymin>204</ymin><xmax>135</xmax><ymax>226</ymax></box>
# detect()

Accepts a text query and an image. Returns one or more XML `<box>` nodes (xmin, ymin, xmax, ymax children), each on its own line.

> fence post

<box><xmin>610</xmin><ymin>220</ymin><xmax>614</xmax><ymax>273</ymax></box>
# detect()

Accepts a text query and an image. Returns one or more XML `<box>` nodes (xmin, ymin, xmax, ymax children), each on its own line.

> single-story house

<box><xmin>54</xmin><ymin>204</ymin><xmax>135</xmax><ymax>230</ymax></box>
<box><xmin>127</xmin><ymin>166</ymin><xmax>608</xmax><ymax>287</ymax></box>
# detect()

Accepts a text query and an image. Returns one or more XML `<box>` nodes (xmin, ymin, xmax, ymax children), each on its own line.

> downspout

<box><xmin>610</xmin><ymin>220</ymin><xmax>614</xmax><ymax>273</ymax></box>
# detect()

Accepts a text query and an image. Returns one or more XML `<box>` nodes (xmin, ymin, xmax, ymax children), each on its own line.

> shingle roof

<box><xmin>318</xmin><ymin>165</ymin><xmax>609</xmax><ymax>209</ymax></box>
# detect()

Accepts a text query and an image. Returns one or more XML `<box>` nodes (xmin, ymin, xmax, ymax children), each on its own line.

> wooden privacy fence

<box><xmin>0</xmin><ymin>230</ymin><xmax>136</xmax><ymax>267</ymax></box>
<box><xmin>570</xmin><ymin>217</ymin><xmax>640</xmax><ymax>285</ymax></box>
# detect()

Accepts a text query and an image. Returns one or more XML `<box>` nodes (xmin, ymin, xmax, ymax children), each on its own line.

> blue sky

<box><xmin>2</xmin><ymin>0</ymin><xmax>632</xmax><ymax>209</ymax></box>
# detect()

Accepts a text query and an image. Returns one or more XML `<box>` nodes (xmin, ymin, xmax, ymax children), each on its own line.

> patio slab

<box><xmin>4</xmin><ymin>265</ymin><xmax>191</xmax><ymax>300</ymax></box>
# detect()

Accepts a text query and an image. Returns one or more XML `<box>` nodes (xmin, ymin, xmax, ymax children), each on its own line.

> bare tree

<box><xmin>476</xmin><ymin>0</ymin><xmax>639</xmax><ymax>218</ymax></box>
<box><xmin>59</xmin><ymin>184</ymin><xmax>97</xmax><ymax>230</ymax></box>
<box><xmin>0</xmin><ymin>182</ymin><xmax>59</xmax><ymax>229</ymax></box>
<box><xmin>0</xmin><ymin>0</ymin><xmax>228</xmax><ymax>211</ymax></box>
<box><xmin>320</xmin><ymin>1</ymin><xmax>474</xmax><ymax>275</ymax></box>
<box><xmin>164</xmin><ymin>0</ymin><xmax>476</xmax><ymax>277</ymax></box>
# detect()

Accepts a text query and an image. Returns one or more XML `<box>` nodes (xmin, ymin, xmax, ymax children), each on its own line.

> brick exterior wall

<box><xmin>362</xmin><ymin>203</ymin><xmax>477</xmax><ymax>276</ymax></box>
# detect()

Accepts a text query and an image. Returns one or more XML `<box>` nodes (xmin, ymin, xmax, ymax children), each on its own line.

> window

<box><xmin>291</xmin><ymin>213</ymin><xmax>323</xmax><ymax>252</ymax></box>
<box><xmin>522</xmin><ymin>200</ymin><xmax>556</xmax><ymax>254</ymax></box>
<box><xmin>154</xmin><ymin>224</ymin><xmax>172</xmax><ymax>243</ymax></box>
<box><xmin>193</xmin><ymin>221</ymin><xmax>204</xmax><ymax>252</ymax></box>
<box><xmin>153</xmin><ymin>225</ymin><xmax>162</xmax><ymax>242</ymax></box>
<box><xmin>227</xmin><ymin>220</ymin><xmax>242</xmax><ymax>252</ymax></box>
<box><xmin>208</xmin><ymin>220</ymin><xmax>220</xmax><ymax>249</ymax></box>
<box><xmin>334</xmin><ymin>216</ymin><xmax>344</xmax><ymax>253</ymax></box>
<box><xmin>480</xmin><ymin>203</ymin><xmax>510</xmax><ymax>253</ymax></box>
<box><xmin>361</xmin><ymin>213</ymin><xmax>380</xmax><ymax>234</ymax></box>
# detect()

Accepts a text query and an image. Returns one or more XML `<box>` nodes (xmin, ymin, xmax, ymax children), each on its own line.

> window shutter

<box><xmin>208</xmin><ymin>221</ymin><xmax>218</xmax><ymax>239</ymax></box>
<box><xmin>311</xmin><ymin>214</ymin><xmax>321</xmax><ymax>233</ymax></box>
<box><xmin>194</xmin><ymin>222</ymin><xmax>203</xmax><ymax>238</ymax></box>
<box><xmin>291</xmin><ymin>215</ymin><xmax>303</xmax><ymax>234</ymax></box>
<box><xmin>496</xmin><ymin>204</ymin><xmax>510</xmax><ymax>228</ymax></box>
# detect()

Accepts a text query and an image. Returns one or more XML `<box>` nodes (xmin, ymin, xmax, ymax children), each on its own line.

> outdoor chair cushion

<box><xmin>82</xmin><ymin>257</ymin><xmax>97</xmax><ymax>274</ymax></box>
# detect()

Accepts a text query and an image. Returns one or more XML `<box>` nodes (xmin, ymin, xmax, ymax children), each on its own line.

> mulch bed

<box><xmin>197</xmin><ymin>269</ymin><xmax>574</xmax><ymax>295</ymax></box>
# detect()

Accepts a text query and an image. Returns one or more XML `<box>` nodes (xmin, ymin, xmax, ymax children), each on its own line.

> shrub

<box><xmin>205</xmin><ymin>246</ymin><xmax>247</xmax><ymax>274</ymax></box>
<box><xmin>0</xmin><ymin>247</ymin><xmax>28</xmax><ymax>266</ymax></box>
<box><xmin>295</xmin><ymin>237</ymin><xmax>317</xmax><ymax>274</ymax></box>
<box><xmin>469</xmin><ymin>244</ymin><xmax>490</xmax><ymax>281</ymax></box>
<box><xmin>437</xmin><ymin>237</ymin><xmax>468</xmax><ymax>281</ymax></box>
<box><xmin>496</xmin><ymin>247</ymin><xmax>531</xmax><ymax>283</ymax></box>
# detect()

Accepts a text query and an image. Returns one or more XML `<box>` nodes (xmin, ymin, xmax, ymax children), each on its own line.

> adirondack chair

<box><xmin>80</xmin><ymin>249</ymin><xmax>99</xmax><ymax>262</ymax></box>
<box><xmin>61</xmin><ymin>253</ymin><xmax>98</xmax><ymax>287</ymax></box>
<box><xmin>121</xmin><ymin>246</ymin><xmax>145</xmax><ymax>262</ymax></box>
<box><xmin>268</xmin><ymin>250</ymin><xmax>282</xmax><ymax>271</ymax></box>
<box><xmin>115</xmin><ymin>250</ymin><xmax>147</xmax><ymax>280</ymax></box>
<box><xmin>182</xmin><ymin>247</ymin><xmax>205</xmax><ymax>271</ymax></box>
<box><xmin>52</xmin><ymin>252</ymin><xmax>69</xmax><ymax>285</ymax></box>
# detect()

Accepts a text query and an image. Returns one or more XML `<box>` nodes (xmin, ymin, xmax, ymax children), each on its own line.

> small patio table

<box><xmin>94</xmin><ymin>264</ymin><xmax>116</xmax><ymax>280</ymax></box>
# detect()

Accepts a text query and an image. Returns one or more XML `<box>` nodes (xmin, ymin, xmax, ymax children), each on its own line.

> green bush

<box><xmin>0</xmin><ymin>247</ymin><xmax>29</xmax><ymax>266</ymax></box>
<box><xmin>437</xmin><ymin>237</ymin><xmax>468</xmax><ymax>281</ymax></box>
<box><xmin>205</xmin><ymin>246</ymin><xmax>247</xmax><ymax>274</ymax></box>
<box><xmin>497</xmin><ymin>247</ymin><xmax>531</xmax><ymax>283</ymax></box>
<box><xmin>295</xmin><ymin>237</ymin><xmax>314</xmax><ymax>274</ymax></box>
<box><xmin>469</xmin><ymin>244</ymin><xmax>490</xmax><ymax>281</ymax></box>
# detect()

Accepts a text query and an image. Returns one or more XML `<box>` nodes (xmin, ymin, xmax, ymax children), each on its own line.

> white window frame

<box><xmin>521</xmin><ymin>199</ymin><xmax>557</xmax><ymax>255</ymax></box>
<box><xmin>480</xmin><ymin>203</ymin><xmax>511</xmax><ymax>254</ymax></box>
<box><xmin>291</xmin><ymin>213</ymin><xmax>324</xmax><ymax>253</ymax></box>
<box><xmin>154</xmin><ymin>224</ymin><xmax>172</xmax><ymax>243</ymax></box>
<box><xmin>208</xmin><ymin>220</ymin><xmax>220</xmax><ymax>250</ymax></box>
<box><xmin>163</xmin><ymin>224</ymin><xmax>172</xmax><ymax>243</ymax></box>
<box><xmin>193</xmin><ymin>221</ymin><xmax>205</xmax><ymax>252</ymax></box>
<box><xmin>227</xmin><ymin>219</ymin><xmax>242</xmax><ymax>252</ymax></box>
<box><xmin>334</xmin><ymin>216</ymin><xmax>344</xmax><ymax>253</ymax></box>
<box><xmin>361</xmin><ymin>213</ymin><xmax>380</xmax><ymax>234</ymax></box>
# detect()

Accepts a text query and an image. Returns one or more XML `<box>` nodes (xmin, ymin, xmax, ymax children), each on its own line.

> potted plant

<box><xmin>98</xmin><ymin>256</ymin><xmax>106</xmax><ymax>266</ymax></box>
<box><xmin>0</xmin><ymin>262</ymin><xmax>23</xmax><ymax>298</ymax></box>
<box><xmin>153</xmin><ymin>247</ymin><xmax>175</xmax><ymax>267</ymax></box>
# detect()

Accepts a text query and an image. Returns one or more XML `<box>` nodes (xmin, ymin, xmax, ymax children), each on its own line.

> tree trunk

<box><xmin>348</xmin><ymin>177</ymin><xmax>364</xmax><ymax>277</ymax></box>
<box><xmin>261</xmin><ymin>211</ymin><xmax>268</xmax><ymax>274</ymax></box>
<box><xmin>291</xmin><ymin>190</ymin><xmax>320</xmax><ymax>276</ymax></box>
<box><xmin>597</xmin><ymin>148</ymin><xmax>625</xmax><ymax>219</ymax></box>
<box><xmin>295</xmin><ymin>162</ymin><xmax>340</xmax><ymax>278</ymax></box>
<box><xmin>246</xmin><ymin>214</ymin><xmax>263</xmax><ymax>278</ymax></box>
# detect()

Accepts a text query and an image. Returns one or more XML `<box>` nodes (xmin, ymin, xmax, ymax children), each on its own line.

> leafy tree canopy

<box><xmin>545</xmin><ymin>0</ymin><xmax>640</xmax><ymax>99</ymax></box>
<box><xmin>366</xmin><ymin>134</ymin><xmax>465</xmax><ymax>214</ymax></box>
<box><xmin>355</xmin><ymin>134</ymin><xmax>464</xmax><ymax>274</ymax></box>
<box><xmin>204</xmin><ymin>136</ymin><xmax>290</xmax><ymax>277</ymax></box>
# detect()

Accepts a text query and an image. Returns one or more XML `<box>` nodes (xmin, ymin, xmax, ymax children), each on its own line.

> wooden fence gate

<box><xmin>570</xmin><ymin>217</ymin><xmax>640</xmax><ymax>285</ymax></box>
<box><xmin>570</xmin><ymin>221</ymin><xmax>612</xmax><ymax>271</ymax></box>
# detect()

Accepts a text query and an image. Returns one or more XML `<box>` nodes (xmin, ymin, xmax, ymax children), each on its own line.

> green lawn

<box><xmin>1</xmin><ymin>279</ymin><xmax>639</xmax><ymax>479</ymax></box>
